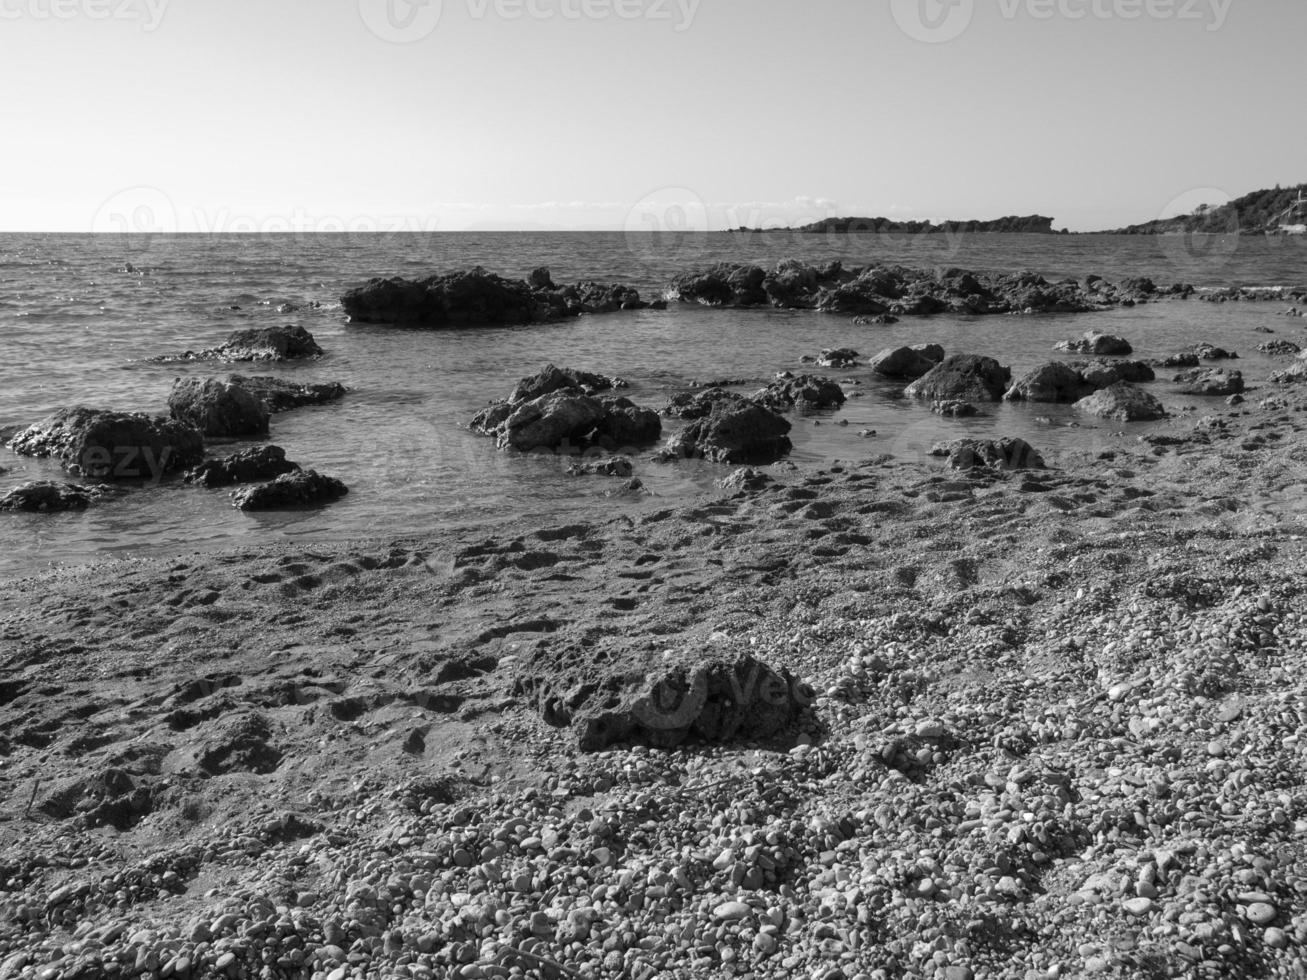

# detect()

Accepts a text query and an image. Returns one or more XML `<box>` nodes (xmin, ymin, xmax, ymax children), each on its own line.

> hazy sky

<box><xmin>2</xmin><ymin>0</ymin><xmax>1303</xmax><ymax>232</ymax></box>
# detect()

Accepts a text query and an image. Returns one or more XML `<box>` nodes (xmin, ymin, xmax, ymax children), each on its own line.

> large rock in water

<box><xmin>168</xmin><ymin>378</ymin><xmax>270</xmax><ymax>437</ymax></box>
<box><xmin>513</xmin><ymin>646</ymin><xmax>812</xmax><ymax>750</ymax></box>
<box><xmin>868</xmin><ymin>345</ymin><xmax>944</xmax><ymax>380</ymax></box>
<box><xmin>752</xmin><ymin>375</ymin><xmax>846</xmax><ymax>411</ymax></box>
<box><xmin>340</xmin><ymin>267</ymin><xmax>644</xmax><ymax>328</ymax></box>
<box><xmin>471</xmin><ymin>366</ymin><xmax>662</xmax><ymax>455</ymax></box>
<box><xmin>183</xmin><ymin>446</ymin><xmax>300</xmax><ymax>488</ymax></box>
<box><xmin>1074</xmin><ymin>382</ymin><xmax>1167</xmax><ymax>422</ymax></box>
<box><xmin>1055</xmin><ymin>331</ymin><xmax>1133</xmax><ymax>356</ymax></box>
<box><xmin>8</xmin><ymin>408</ymin><xmax>203</xmax><ymax>479</ymax></box>
<box><xmin>1004</xmin><ymin>362</ymin><xmax>1093</xmax><ymax>403</ymax></box>
<box><xmin>231</xmin><ymin>470</ymin><xmax>347</xmax><ymax>510</ymax></box>
<box><xmin>228</xmin><ymin>375</ymin><xmax>347</xmax><ymax>412</ymax></box>
<box><xmin>1071</xmin><ymin>359</ymin><xmax>1155</xmax><ymax>387</ymax></box>
<box><xmin>904</xmin><ymin>355</ymin><xmax>1012</xmax><ymax>403</ymax></box>
<box><xmin>666</xmin><ymin>398</ymin><xmax>793</xmax><ymax>463</ymax></box>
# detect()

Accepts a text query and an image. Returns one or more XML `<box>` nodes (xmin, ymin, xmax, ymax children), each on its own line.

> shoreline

<box><xmin>2</xmin><ymin>389</ymin><xmax>1307</xmax><ymax>977</ymax></box>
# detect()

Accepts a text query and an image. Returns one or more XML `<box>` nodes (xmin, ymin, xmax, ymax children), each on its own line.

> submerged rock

<box><xmin>168</xmin><ymin>377</ymin><xmax>270</xmax><ymax>437</ymax></box>
<box><xmin>228</xmin><ymin>375</ymin><xmax>347</xmax><ymax>412</ymax></box>
<box><xmin>666</xmin><ymin>398</ymin><xmax>793</xmax><ymax>464</ymax></box>
<box><xmin>932</xmin><ymin>400</ymin><xmax>979</xmax><ymax>417</ymax></box>
<box><xmin>0</xmin><ymin>481</ymin><xmax>93</xmax><ymax>512</ymax></box>
<box><xmin>231</xmin><ymin>469</ymin><xmax>348</xmax><ymax>510</ymax></box>
<box><xmin>183</xmin><ymin>445</ymin><xmax>300</xmax><ymax>488</ymax></box>
<box><xmin>816</xmin><ymin>348</ymin><xmax>859</xmax><ymax>368</ymax></box>
<box><xmin>1187</xmin><ymin>342</ymin><xmax>1238</xmax><ymax>361</ymax></box>
<box><xmin>567</xmin><ymin>456</ymin><xmax>634</xmax><ymax>478</ymax></box>
<box><xmin>1055</xmin><ymin>330</ymin><xmax>1133</xmax><ymax>356</ymax></box>
<box><xmin>152</xmin><ymin>325</ymin><xmax>324</xmax><ymax>363</ymax></box>
<box><xmin>931</xmin><ymin>438</ymin><xmax>1046</xmax><ymax>471</ymax></box>
<box><xmin>1074</xmin><ymin>382</ymin><xmax>1167</xmax><ymax>422</ymax></box>
<box><xmin>8</xmin><ymin>408</ymin><xmax>203</xmax><ymax>479</ymax></box>
<box><xmin>513</xmin><ymin>648</ymin><xmax>812</xmax><ymax>750</ymax></box>
<box><xmin>904</xmin><ymin>355</ymin><xmax>1012</xmax><ymax>403</ymax></box>
<box><xmin>340</xmin><ymin>267</ymin><xmax>644</xmax><ymax>328</ymax></box>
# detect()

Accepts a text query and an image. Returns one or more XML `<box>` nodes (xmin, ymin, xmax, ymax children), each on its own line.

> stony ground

<box><xmin>1</xmin><ymin>388</ymin><xmax>1306</xmax><ymax>980</ymax></box>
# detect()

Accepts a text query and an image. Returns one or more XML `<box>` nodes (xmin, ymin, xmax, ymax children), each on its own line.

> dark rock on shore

<box><xmin>168</xmin><ymin>378</ymin><xmax>270</xmax><ymax>437</ymax></box>
<box><xmin>0</xmin><ymin>481</ymin><xmax>93</xmax><ymax>512</ymax></box>
<box><xmin>231</xmin><ymin>469</ymin><xmax>348</xmax><ymax>511</ymax></box>
<box><xmin>184</xmin><ymin>446</ymin><xmax>300</xmax><ymax>488</ymax></box>
<box><xmin>1072</xmin><ymin>359</ymin><xmax>1156</xmax><ymax>387</ymax></box>
<box><xmin>1258</xmin><ymin>340</ymin><xmax>1302</xmax><ymax>356</ymax></box>
<box><xmin>1174</xmin><ymin>368</ymin><xmax>1245</xmax><ymax>396</ymax></box>
<box><xmin>1055</xmin><ymin>330</ymin><xmax>1133</xmax><ymax>356</ymax></box>
<box><xmin>594</xmin><ymin>397</ymin><xmax>663</xmax><ymax>450</ymax></box>
<box><xmin>869</xmin><ymin>345</ymin><xmax>945</xmax><ymax>380</ymax></box>
<box><xmin>152</xmin><ymin>326</ymin><xmax>324</xmax><ymax>363</ymax></box>
<box><xmin>509</xmin><ymin>364</ymin><xmax>623</xmax><ymax>403</ymax></box>
<box><xmin>9</xmin><ymin>408</ymin><xmax>204</xmax><ymax>479</ymax></box>
<box><xmin>341</xmin><ymin>267</ymin><xmax>645</xmax><ymax>328</ymax></box>
<box><xmin>752</xmin><ymin>375</ymin><xmax>846</xmax><ymax>411</ymax></box>
<box><xmin>931</xmin><ymin>438</ymin><xmax>1046</xmax><ymax>471</ymax></box>
<box><xmin>228</xmin><ymin>375</ymin><xmax>347</xmax><ymax>412</ymax></box>
<box><xmin>1187</xmin><ymin>342</ymin><xmax>1238</xmax><ymax>361</ymax></box>
<box><xmin>718</xmin><ymin>467</ymin><xmax>776</xmax><ymax>492</ymax></box>
<box><xmin>665</xmin><ymin>398</ymin><xmax>793</xmax><ymax>463</ymax></box>
<box><xmin>513</xmin><ymin>649</ymin><xmax>809</xmax><ymax>750</ymax></box>
<box><xmin>904</xmin><ymin>355</ymin><xmax>1011</xmax><ymax>403</ymax></box>
<box><xmin>567</xmin><ymin>457</ymin><xmax>634</xmax><ymax>478</ymax></box>
<box><xmin>1074</xmin><ymin>382</ymin><xmax>1167</xmax><ymax>421</ymax></box>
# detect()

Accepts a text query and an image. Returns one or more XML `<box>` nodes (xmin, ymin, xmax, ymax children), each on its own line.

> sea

<box><xmin>1</xmin><ymin>231</ymin><xmax>1304</xmax><ymax>580</ymax></box>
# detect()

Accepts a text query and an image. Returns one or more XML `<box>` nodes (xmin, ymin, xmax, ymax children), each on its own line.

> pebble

<box><xmin>1245</xmin><ymin>902</ymin><xmax>1277</xmax><ymax>926</ymax></box>
<box><xmin>1123</xmin><ymin>897</ymin><xmax>1154</xmax><ymax>917</ymax></box>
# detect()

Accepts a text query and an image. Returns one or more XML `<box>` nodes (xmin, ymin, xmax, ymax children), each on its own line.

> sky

<box><xmin>1</xmin><ymin>0</ymin><xmax>1304</xmax><ymax>233</ymax></box>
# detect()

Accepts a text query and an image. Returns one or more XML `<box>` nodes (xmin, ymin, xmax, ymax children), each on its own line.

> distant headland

<box><xmin>732</xmin><ymin>215</ymin><xmax>1061</xmax><ymax>235</ymax></box>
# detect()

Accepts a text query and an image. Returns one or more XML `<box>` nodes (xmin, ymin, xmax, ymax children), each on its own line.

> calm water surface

<box><xmin>1</xmin><ymin>231</ymin><xmax>1304</xmax><ymax>579</ymax></box>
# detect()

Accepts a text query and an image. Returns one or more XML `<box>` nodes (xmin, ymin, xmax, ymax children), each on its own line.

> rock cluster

<box><xmin>151</xmin><ymin>325</ymin><xmax>324</xmax><ymax>363</ymax></box>
<box><xmin>1075</xmin><ymin>382</ymin><xmax>1168</xmax><ymax>421</ymax></box>
<box><xmin>8</xmin><ymin>408</ymin><xmax>204</xmax><ymax>479</ymax></box>
<box><xmin>1005</xmin><ymin>360</ymin><xmax>1156</xmax><ymax>403</ymax></box>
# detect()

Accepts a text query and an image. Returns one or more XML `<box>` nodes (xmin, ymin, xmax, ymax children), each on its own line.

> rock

<box><xmin>1074</xmin><ymin>382</ymin><xmax>1167</xmax><ymax>422</ymax></box>
<box><xmin>227</xmin><ymin>375</ymin><xmax>347</xmax><ymax>412</ymax></box>
<box><xmin>752</xmin><ymin>375</ymin><xmax>846</xmax><ymax>411</ymax></box>
<box><xmin>1258</xmin><ymin>340</ymin><xmax>1301</xmax><ymax>356</ymax></box>
<box><xmin>1150</xmin><ymin>353</ymin><xmax>1200</xmax><ymax>369</ymax></box>
<box><xmin>168</xmin><ymin>377</ymin><xmax>270</xmax><ymax>437</ymax></box>
<box><xmin>666</xmin><ymin>398</ymin><xmax>793</xmax><ymax>464</ymax></box>
<box><xmin>513</xmin><ymin>649</ymin><xmax>811</xmax><ymax>750</ymax></box>
<box><xmin>930</xmin><ymin>438</ymin><xmax>1046</xmax><ymax>470</ymax></box>
<box><xmin>816</xmin><ymin>348</ymin><xmax>859</xmax><ymax>368</ymax></box>
<box><xmin>154</xmin><ymin>325</ymin><xmax>324</xmax><ymax>363</ymax></box>
<box><xmin>593</xmin><ymin>397</ymin><xmax>662</xmax><ymax>451</ymax></box>
<box><xmin>904</xmin><ymin>355</ymin><xmax>1012</xmax><ymax>403</ymax></box>
<box><xmin>1072</xmin><ymin>359</ymin><xmax>1156</xmax><ymax>387</ymax></box>
<box><xmin>669</xmin><ymin>263</ymin><xmax>769</xmax><ymax>307</ymax></box>
<box><xmin>183</xmin><ymin>446</ymin><xmax>300</xmax><ymax>488</ymax></box>
<box><xmin>1055</xmin><ymin>331</ymin><xmax>1133</xmax><ymax>356</ymax></box>
<box><xmin>0</xmin><ymin>481</ymin><xmax>93</xmax><ymax>512</ymax></box>
<box><xmin>663</xmin><ymin>388</ymin><xmax>742</xmax><ymax>420</ymax></box>
<box><xmin>498</xmin><ymin>392</ymin><xmax>609</xmax><ymax>453</ymax></box>
<box><xmin>1004</xmin><ymin>362</ymin><xmax>1093</xmax><ymax>403</ymax></box>
<box><xmin>1187</xmin><ymin>342</ymin><xmax>1238</xmax><ymax>361</ymax></box>
<box><xmin>1124</xmin><ymin>897</ymin><xmax>1154</xmax><ymax>917</ymax></box>
<box><xmin>718</xmin><ymin>467</ymin><xmax>775</xmax><ymax>492</ymax></box>
<box><xmin>231</xmin><ymin>469</ymin><xmax>348</xmax><ymax>510</ymax></box>
<box><xmin>932</xmin><ymin>400</ymin><xmax>979</xmax><ymax>417</ymax></box>
<box><xmin>566</xmin><ymin>457</ymin><xmax>633</xmax><ymax>478</ymax></box>
<box><xmin>1245</xmin><ymin>903</ymin><xmax>1276</xmax><ymax>926</ymax></box>
<box><xmin>1174</xmin><ymin>368</ymin><xmax>1245</xmax><ymax>396</ymax></box>
<box><xmin>868</xmin><ymin>346</ymin><xmax>939</xmax><ymax>380</ymax></box>
<box><xmin>341</xmin><ymin>267</ymin><xmax>642</xmax><ymax>327</ymax></box>
<box><xmin>9</xmin><ymin>408</ymin><xmax>204</xmax><ymax>479</ymax></box>
<box><xmin>509</xmin><ymin>364</ymin><xmax>622</xmax><ymax>403</ymax></box>
<box><xmin>713</xmin><ymin>901</ymin><xmax>752</xmax><ymax>922</ymax></box>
